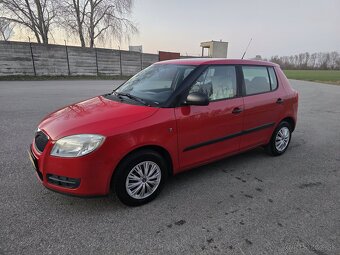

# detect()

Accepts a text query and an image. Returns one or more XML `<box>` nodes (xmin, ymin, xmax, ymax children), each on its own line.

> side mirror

<box><xmin>184</xmin><ymin>92</ymin><xmax>209</xmax><ymax>106</ymax></box>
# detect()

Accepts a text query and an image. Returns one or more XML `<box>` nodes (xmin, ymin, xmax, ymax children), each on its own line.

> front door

<box><xmin>175</xmin><ymin>65</ymin><xmax>244</xmax><ymax>170</ymax></box>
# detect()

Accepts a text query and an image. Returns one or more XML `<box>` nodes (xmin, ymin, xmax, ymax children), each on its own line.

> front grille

<box><xmin>47</xmin><ymin>174</ymin><xmax>80</xmax><ymax>189</ymax></box>
<box><xmin>35</xmin><ymin>130</ymin><xmax>49</xmax><ymax>152</ymax></box>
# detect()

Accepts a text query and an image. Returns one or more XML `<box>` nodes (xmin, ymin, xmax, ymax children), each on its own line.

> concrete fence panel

<box><xmin>67</xmin><ymin>46</ymin><xmax>97</xmax><ymax>76</ymax></box>
<box><xmin>0</xmin><ymin>41</ymin><xmax>35</xmax><ymax>76</ymax></box>
<box><xmin>121</xmin><ymin>50</ymin><xmax>142</xmax><ymax>76</ymax></box>
<box><xmin>142</xmin><ymin>53</ymin><xmax>159</xmax><ymax>69</ymax></box>
<box><xmin>32</xmin><ymin>44</ymin><xmax>69</xmax><ymax>76</ymax></box>
<box><xmin>96</xmin><ymin>48</ymin><xmax>121</xmax><ymax>76</ymax></box>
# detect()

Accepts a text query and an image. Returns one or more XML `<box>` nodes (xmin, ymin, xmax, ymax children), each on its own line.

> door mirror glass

<box><xmin>184</xmin><ymin>92</ymin><xmax>209</xmax><ymax>106</ymax></box>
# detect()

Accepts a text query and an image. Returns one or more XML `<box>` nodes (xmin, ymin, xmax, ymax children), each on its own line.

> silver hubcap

<box><xmin>125</xmin><ymin>161</ymin><xmax>161</xmax><ymax>199</ymax></box>
<box><xmin>275</xmin><ymin>127</ymin><xmax>290</xmax><ymax>152</ymax></box>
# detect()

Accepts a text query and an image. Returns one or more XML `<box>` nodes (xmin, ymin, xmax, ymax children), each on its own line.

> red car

<box><xmin>29</xmin><ymin>59</ymin><xmax>298</xmax><ymax>206</ymax></box>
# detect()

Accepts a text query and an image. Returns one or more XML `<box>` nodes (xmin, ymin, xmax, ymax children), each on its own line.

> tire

<box><xmin>113</xmin><ymin>150</ymin><xmax>168</xmax><ymax>206</ymax></box>
<box><xmin>265</xmin><ymin>121</ymin><xmax>292</xmax><ymax>156</ymax></box>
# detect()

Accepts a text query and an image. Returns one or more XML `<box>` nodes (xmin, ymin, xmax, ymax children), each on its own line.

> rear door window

<box><xmin>242</xmin><ymin>66</ymin><xmax>271</xmax><ymax>95</ymax></box>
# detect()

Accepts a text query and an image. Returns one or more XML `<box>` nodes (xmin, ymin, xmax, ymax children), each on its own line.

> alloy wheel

<box><xmin>275</xmin><ymin>127</ymin><xmax>290</xmax><ymax>152</ymax></box>
<box><xmin>125</xmin><ymin>161</ymin><xmax>161</xmax><ymax>199</ymax></box>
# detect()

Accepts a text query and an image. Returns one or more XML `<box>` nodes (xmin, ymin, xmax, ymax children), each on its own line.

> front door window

<box><xmin>189</xmin><ymin>66</ymin><xmax>237</xmax><ymax>101</ymax></box>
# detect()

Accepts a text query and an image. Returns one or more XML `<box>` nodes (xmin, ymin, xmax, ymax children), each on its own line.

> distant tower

<box><xmin>200</xmin><ymin>40</ymin><xmax>229</xmax><ymax>58</ymax></box>
<box><xmin>129</xmin><ymin>45</ymin><xmax>143</xmax><ymax>53</ymax></box>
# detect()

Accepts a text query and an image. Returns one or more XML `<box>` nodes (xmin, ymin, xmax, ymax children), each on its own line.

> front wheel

<box><xmin>265</xmin><ymin>121</ymin><xmax>292</xmax><ymax>156</ymax></box>
<box><xmin>113</xmin><ymin>150</ymin><xmax>168</xmax><ymax>206</ymax></box>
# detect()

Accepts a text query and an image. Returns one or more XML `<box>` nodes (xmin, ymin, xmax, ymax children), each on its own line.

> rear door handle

<box><xmin>232</xmin><ymin>107</ymin><xmax>243</xmax><ymax>114</ymax></box>
<box><xmin>276</xmin><ymin>98</ymin><xmax>284</xmax><ymax>104</ymax></box>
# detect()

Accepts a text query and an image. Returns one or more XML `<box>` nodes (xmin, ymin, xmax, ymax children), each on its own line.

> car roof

<box><xmin>155</xmin><ymin>58</ymin><xmax>279</xmax><ymax>67</ymax></box>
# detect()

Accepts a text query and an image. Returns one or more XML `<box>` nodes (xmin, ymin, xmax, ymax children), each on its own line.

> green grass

<box><xmin>0</xmin><ymin>75</ymin><xmax>132</xmax><ymax>81</ymax></box>
<box><xmin>283</xmin><ymin>70</ymin><xmax>340</xmax><ymax>85</ymax></box>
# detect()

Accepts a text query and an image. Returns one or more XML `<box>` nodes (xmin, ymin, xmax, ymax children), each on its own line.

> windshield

<box><xmin>115</xmin><ymin>64</ymin><xmax>195</xmax><ymax>105</ymax></box>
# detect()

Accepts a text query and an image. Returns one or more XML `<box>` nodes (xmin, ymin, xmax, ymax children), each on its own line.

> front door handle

<box><xmin>232</xmin><ymin>107</ymin><xmax>243</xmax><ymax>114</ymax></box>
<box><xmin>276</xmin><ymin>98</ymin><xmax>284</xmax><ymax>104</ymax></box>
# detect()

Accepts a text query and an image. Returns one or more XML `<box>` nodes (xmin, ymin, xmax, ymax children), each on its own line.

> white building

<box><xmin>129</xmin><ymin>45</ymin><xmax>143</xmax><ymax>53</ymax></box>
<box><xmin>200</xmin><ymin>40</ymin><xmax>229</xmax><ymax>58</ymax></box>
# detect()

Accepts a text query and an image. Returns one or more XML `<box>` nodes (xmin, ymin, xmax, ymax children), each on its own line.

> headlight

<box><xmin>50</xmin><ymin>134</ymin><xmax>105</xmax><ymax>157</ymax></box>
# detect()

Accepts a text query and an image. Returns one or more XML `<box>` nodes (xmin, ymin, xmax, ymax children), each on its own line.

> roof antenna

<box><xmin>241</xmin><ymin>38</ymin><xmax>252</xmax><ymax>59</ymax></box>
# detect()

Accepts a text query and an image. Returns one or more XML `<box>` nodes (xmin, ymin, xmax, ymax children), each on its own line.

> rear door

<box><xmin>175</xmin><ymin>65</ymin><xmax>244</xmax><ymax>170</ymax></box>
<box><xmin>240</xmin><ymin>65</ymin><xmax>285</xmax><ymax>150</ymax></box>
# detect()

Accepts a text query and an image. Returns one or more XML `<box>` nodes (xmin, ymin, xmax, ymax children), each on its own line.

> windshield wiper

<box><xmin>113</xmin><ymin>91</ymin><xmax>149</xmax><ymax>106</ymax></box>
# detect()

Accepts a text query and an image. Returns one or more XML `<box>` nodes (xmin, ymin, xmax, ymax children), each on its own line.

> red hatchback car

<box><xmin>29</xmin><ymin>59</ymin><xmax>298</xmax><ymax>206</ymax></box>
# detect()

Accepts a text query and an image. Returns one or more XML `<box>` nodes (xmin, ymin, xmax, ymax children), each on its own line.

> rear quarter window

<box><xmin>268</xmin><ymin>67</ymin><xmax>278</xmax><ymax>90</ymax></box>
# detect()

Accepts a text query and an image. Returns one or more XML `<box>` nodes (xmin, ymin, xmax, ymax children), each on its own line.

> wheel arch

<box><xmin>280</xmin><ymin>116</ymin><xmax>296</xmax><ymax>132</ymax></box>
<box><xmin>109</xmin><ymin>145</ymin><xmax>174</xmax><ymax>190</ymax></box>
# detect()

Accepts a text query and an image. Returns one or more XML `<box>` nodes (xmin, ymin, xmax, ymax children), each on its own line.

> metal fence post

<box><xmin>64</xmin><ymin>41</ymin><xmax>71</xmax><ymax>76</ymax></box>
<box><xmin>119</xmin><ymin>49</ymin><xmax>123</xmax><ymax>76</ymax></box>
<box><xmin>140</xmin><ymin>51</ymin><xmax>143</xmax><ymax>70</ymax></box>
<box><xmin>95</xmin><ymin>48</ymin><xmax>99</xmax><ymax>76</ymax></box>
<box><xmin>29</xmin><ymin>42</ymin><xmax>36</xmax><ymax>76</ymax></box>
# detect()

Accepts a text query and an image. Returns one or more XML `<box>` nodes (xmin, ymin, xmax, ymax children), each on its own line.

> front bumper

<box><xmin>29</xmin><ymin>141</ymin><xmax>114</xmax><ymax>196</ymax></box>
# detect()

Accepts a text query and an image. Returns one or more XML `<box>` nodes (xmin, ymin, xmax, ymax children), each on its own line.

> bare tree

<box><xmin>59</xmin><ymin>0</ymin><xmax>138</xmax><ymax>48</ymax></box>
<box><xmin>308</xmin><ymin>53</ymin><xmax>317</xmax><ymax>69</ymax></box>
<box><xmin>270</xmin><ymin>51</ymin><xmax>340</xmax><ymax>70</ymax></box>
<box><xmin>0</xmin><ymin>18</ymin><xmax>14</xmax><ymax>40</ymax></box>
<box><xmin>329</xmin><ymin>51</ymin><xmax>339</xmax><ymax>70</ymax></box>
<box><xmin>58</xmin><ymin>0</ymin><xmax>88</xmax><ymax>47</ymax></box>
<box><xmin>318</xmin><ymin>52</ymin><xmax>330</xmax><ymax>70</ymax></box>
<box><xmin>0</xmin><ymin>0</ymin><xmax>58</xmax><ymax>44</ymax></box>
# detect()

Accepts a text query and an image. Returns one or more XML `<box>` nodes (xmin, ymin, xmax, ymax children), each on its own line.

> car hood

<box><xmin>38</xmin><ymin>96</ymin><xmax>159</xmax><ymax>140</ymax></box>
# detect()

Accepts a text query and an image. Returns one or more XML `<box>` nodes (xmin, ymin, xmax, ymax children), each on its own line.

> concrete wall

<box><xmin>0</xmin><ymin>41</ymin><xmax>159</xmax><ymax>76</ymax></box>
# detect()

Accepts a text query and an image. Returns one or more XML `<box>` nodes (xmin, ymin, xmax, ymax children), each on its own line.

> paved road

<box><xmin>0</xmin><ymin>79</ymin><xmax>339</xmax><ymax>255</ymax></box>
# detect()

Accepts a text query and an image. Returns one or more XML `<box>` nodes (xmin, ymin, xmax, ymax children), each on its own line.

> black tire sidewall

<box><xmin>113</xmin><ymin>150</ymin><xmax>168</xmax><ymax>206</ymax></box>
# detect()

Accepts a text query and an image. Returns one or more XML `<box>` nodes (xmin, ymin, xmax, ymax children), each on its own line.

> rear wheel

<box><xmin>265</xmin><ymin>121</ymin><xmax>292</xmax><ymax>156</ymax></box>
<box><xmin>113</xmin><ymin>150</ymin><xmax>168</xmax><ymax>206</ymax></box>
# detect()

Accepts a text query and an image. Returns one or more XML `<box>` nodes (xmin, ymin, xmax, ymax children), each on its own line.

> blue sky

<box><xmin>129</xmin><ymin>0</ymin><xmax>340</xmax><ymax>58</ymax></box>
